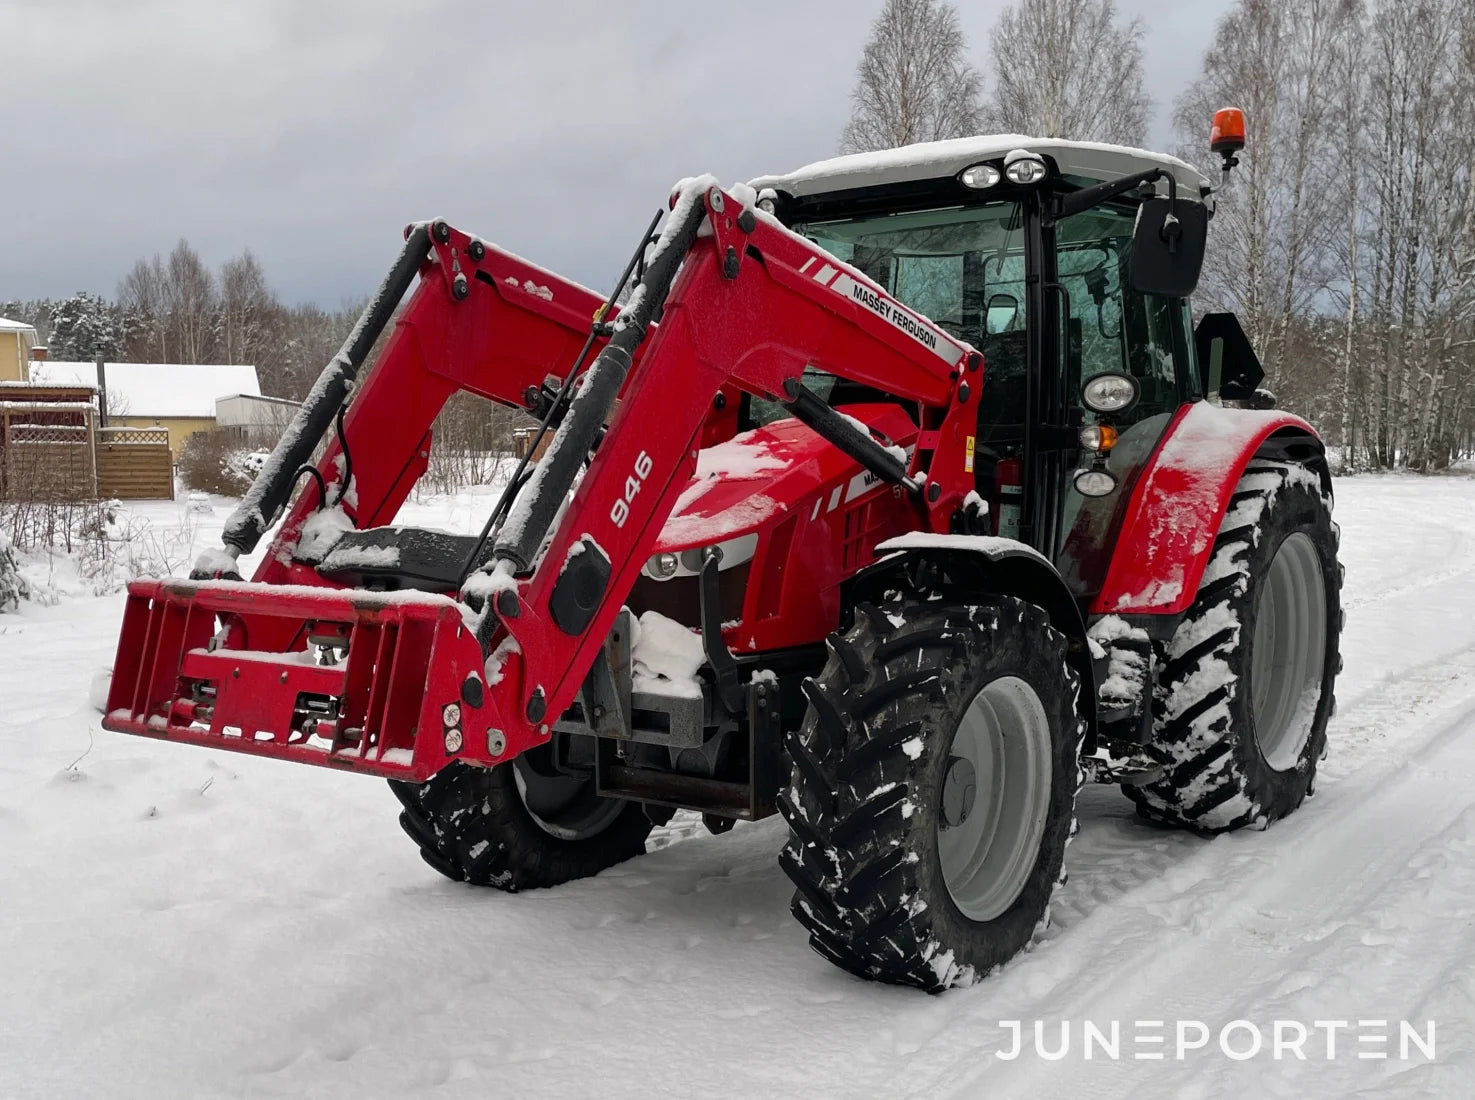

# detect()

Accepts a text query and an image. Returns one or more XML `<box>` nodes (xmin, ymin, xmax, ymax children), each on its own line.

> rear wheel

<box><xmin>779</xmin><ymin>594</ymin><xmax>1084</xmax><ymax>992</ymax></box>
<box><xmin>390</xmin><ymin>747</ymin><xmax>653</xmax><ymax>890</ymax></box>
<box><xmin>1128</xmin><ymin>461</ymin><xmax>1341</xmax><ymax>831</ymax></box>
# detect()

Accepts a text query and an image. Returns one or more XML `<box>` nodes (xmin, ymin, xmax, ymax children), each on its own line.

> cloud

<box><xmin>1</xmin><ymin>0</ymin><xmax>1220</xmax><ymax>307</ymax></box>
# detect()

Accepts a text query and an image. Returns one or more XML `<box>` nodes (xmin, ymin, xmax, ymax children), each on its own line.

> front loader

<box><xmin>103</xmin><ymin>109</ymin><xmax>1342</xmax><ymax>991</ymax></box>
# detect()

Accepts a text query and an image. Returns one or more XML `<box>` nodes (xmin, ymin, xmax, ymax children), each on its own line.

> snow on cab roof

<box><xmin>751</xmin><ymin>135</ymin><xmax>1210</xmax><ymax>202</ymax></box>
<box><xmin>27</xmin><ymin>361</ymin><xmax>260</xmax><ymax>419</ymax></box>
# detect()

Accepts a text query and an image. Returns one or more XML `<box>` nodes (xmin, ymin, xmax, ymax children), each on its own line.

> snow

<box><xmin>461</xmin><ymin>558</ymin><xmax>519</xmax><ymax>603</ymax></box>
<box><xmin>693</xmin><ymin>429</ymin><xmax>789</xmax><ymax>481</ymax></box>
<box><xmin>1088</xmin><ymin>615</ymin><xmax>1151</xmax><ymax>705</ymax></box>
<box><xmin>877</xmin><ymin>530</ymin><xmax>1054</xmax><ymax>569</ymax></box>
<box><xmin>659</xmin><ymin>492</ymin><xmax>783</xmax><ymax>547</ymax></box>
<box><xmin>190</xmin><ymin>546</ymin><xmax>241</xmax><ymax>578</ymax></box>
<box><xmin>294</xmin><ymin>505</ymin><xmax>355</xmax><ymax>562</ymax></box>
<box><xmin>838</xmin><ymin>411</ymin><xmax>908</xmax><ymax>467</ymax></box>
<box><xmin>4</xmin><ymin>472</ymin><xmax>1475</xmax><ymax>1095</ymax></box>
<box><xmin>750</xmin><ymin>134</ymin><xmax>1210</xmax><ymax>205</ymax></box>
<box><xmin>27</xmin><ymin>361</ymin><xmax>261</xmax><ymax>419</ymax></box>
<box><xmin>630</xmin><ymin>609</ymin><xmax>705</xmax><ymax>699</ymax></box>
<box><xmin>484</xmin><ymin>635</ymin><xmax>520</xmax><ymax>686</ymax></box>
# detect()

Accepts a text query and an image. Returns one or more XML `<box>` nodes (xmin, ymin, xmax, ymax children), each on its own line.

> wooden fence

<box><xmin>0</xmin><ymin>418</ymin><xmax>96</xmax><ymax>502</ymax></box>
<box><xmin>0</xmin><ymin>417</ymin><xmax>174</xmax><ymax>503</ymax></box>
<box><xmin>96</xmin><ymin>427</ymin><xmax>174</xmax><ymax>500</ymax></box>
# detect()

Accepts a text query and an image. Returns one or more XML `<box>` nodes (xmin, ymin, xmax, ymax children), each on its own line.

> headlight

<box><xmin>960</xmin><ymin>163</ymin><xmax>1001</xmax><ymax>189</ymax></box>
<box><xmin>1074</xmin><ymin>468</ymin><xmax>1118</xmax><ymax>497</ymax></box>
<box><xmin>1082</xmin><ymin>372</ymin><xmax>1140</xmax><ymax>414</ymax></box>
<box><xmin>646</xmin><ymin>551</ymin><xmax>679</xmax><ymax>579</ymax></box>
<box><xmin>1004</xmin><ymin>151</ymin><xmax>1048</xmax><ymax>185</ymax></box>
<box><xmin>644</xmin><ymin>533</ymin><xmax>758</xmax><ymax>580</ymax></box>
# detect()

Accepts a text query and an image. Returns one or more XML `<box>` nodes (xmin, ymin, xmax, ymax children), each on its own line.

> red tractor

<box><xmin>103</xmin><ymin>111</ymin><xmax>1341</xmax><ymax>991</ymax></box>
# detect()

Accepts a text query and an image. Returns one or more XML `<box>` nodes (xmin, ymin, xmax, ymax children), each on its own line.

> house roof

<box><xmin>0</xmin><ymin>317</ymin><xmax>38</xmax><ymax>337</ymax></box>
<box><xmin>751</xmin><ymin>135</ymin><xmax>1211</xmax><ymax>203</ymax></box>
<box><xmin>26</xmin><ymin>361</ymin><xmax>260</xmax><ymax>419</ymax></box>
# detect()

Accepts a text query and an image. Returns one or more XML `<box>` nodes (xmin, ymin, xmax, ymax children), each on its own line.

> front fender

<box><xmin>1093</xmin><ymin>401</ymin><xmax>1327</xmax><ymax>617</ymax></box>
<box><xmin>852</xmin><ymin>532</ymin><xmax>1097</xmax><ymax>746</ymax></box>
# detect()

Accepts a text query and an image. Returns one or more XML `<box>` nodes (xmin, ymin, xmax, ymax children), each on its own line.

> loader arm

<box><xmin>483</xmin><ymin>181</ymin><xmax>981</xmax><ymax>749</ymax></box>
<box><xmin>104</xmin><ymin>179</ymin><xmax>983</xmax><ymax>780</ymax></box>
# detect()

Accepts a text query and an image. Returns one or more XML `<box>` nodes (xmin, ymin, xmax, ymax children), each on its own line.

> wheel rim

<box><xmin>937</xmin><ymin>676</ymin><xmax>1053</xmax><ymax>922</ymax></box>
<box><xmin>512</xmin><ymin>748</ymin><xmax>627</xmax><ymax>841</ymax></box>
<box><xmin>1251</xmin><ymin>531</ymin><xmax>1327</xmax><ymax>771</ymax></box>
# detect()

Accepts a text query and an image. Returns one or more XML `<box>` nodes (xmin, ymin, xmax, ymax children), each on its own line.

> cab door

<box><xmin>1047</xmin><ymin>202</ymin><xmax>1199</xmax><ymax>601</ymax></box>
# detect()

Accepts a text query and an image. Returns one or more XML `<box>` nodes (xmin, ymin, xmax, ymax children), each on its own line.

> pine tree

<box><xmin>47</xmin><ymin>292</ymin><xmax>121</xmax><ymax>362</ymax></box>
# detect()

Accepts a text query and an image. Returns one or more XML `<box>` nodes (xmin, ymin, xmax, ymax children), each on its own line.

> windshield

<box><xmin>795</xmin><ymin>201</ymin><xmax>1025</xmax><ymax>346</ymax></box>
<box><xmin>745</xmin><ymin>202</ymin><xmax>1027</xmax><ymax>430</ymax></box>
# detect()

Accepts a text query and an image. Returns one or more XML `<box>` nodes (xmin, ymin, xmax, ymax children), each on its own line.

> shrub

<box><xmin>178</xmin><ymin>430</ymin><xmax>264</xmax><ymax>496</ymax></box>
<box><xmin>0</xmin><ymin>530</ymin><xmax>26</xmax><ymax>612</ymax></box>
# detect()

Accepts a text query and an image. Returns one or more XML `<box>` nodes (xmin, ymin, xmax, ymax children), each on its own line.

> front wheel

<box><xmin>390</xmin><ymin>747</ymin><xmax>653</xmax><ymax>891</ymax></box>
<box><xmin>779</xmin><ymin>594</ymin><xmax>1084</xmax><ymax>992</ymax></box>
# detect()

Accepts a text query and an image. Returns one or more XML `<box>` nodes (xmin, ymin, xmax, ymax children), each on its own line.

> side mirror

<box><xmin>985</xmin><ymin>293</ymin><xmax>1019</xmax><ymax>334</ymax></box>
<box><xmin>1129</xmin><ymin>197</ymin><xmax>1209</xmax><ymax>297</ymax></box>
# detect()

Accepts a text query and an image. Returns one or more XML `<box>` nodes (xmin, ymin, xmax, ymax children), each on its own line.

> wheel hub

<box><xmin>1251</xmin><ymin>531</ymin><xmax>1327</xmax><ymax>772</ymax></box>
<box><xmin>512</xmin><ymin>747</ymin><xmax>626</xmax><ymax>841</ymax></box>
<box><xmin>936</xmin><ymin>676</ymin><xmax>1053</xmax><ymax>922</ymax></box>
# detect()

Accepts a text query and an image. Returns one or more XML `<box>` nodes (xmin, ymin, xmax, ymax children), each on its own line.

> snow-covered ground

<box><xmin>2</xmin><ymin>474</ymin><xmax>1474</xmax><ymax>1098</ymax></box>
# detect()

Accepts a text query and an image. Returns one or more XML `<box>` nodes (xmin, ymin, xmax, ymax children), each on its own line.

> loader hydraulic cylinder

<box><xmin>221</xmin><ymin>222</ymin><xmax>434</xmax><ymax>554</ymax></box>
<box><xmin>491</xmin><ymin>194</ymin><xmax>707</xmax><ymax>573</ymax></box>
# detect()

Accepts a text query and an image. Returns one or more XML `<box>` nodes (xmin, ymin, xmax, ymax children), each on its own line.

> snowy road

<box><xmin>3</xmin><ymin>475</ymin><xmax>1474</xmax><ymax>1098</ymax></box>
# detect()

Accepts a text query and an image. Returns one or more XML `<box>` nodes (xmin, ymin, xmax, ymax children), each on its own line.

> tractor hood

<box><xmin>654</xmin><ymin>403</ymin><xmax>918</xmax><ymax>551</ymax></box>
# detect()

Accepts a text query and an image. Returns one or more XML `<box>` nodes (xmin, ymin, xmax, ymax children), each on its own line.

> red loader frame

<box><xmin>104</xmin><ymin>179</ymin><xmax>985</xmax><ymax>781</ymax></box>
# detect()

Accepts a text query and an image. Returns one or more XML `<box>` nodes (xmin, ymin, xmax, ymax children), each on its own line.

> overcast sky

<box><xmin>1</xmin><ymin>0</ymin><xmax>1228</xmax><ymax>310</ymax></box>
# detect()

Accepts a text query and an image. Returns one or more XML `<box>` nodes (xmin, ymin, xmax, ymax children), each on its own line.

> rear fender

<box><xmin>851</xmin><ymin>533</ymin><xmax>1097</xmax><ymax>746</ymax></box>
<box><xmin>1094</xmin><ymin>401</ymin><xmax>1328</xmax><ymax>617</ymax></box>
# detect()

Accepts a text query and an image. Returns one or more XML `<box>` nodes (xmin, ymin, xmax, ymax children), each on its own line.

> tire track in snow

<box><xmin>884</xmin><ymin>628</ymin><xmax>1475</xmax><ymax>1099</ymax></box>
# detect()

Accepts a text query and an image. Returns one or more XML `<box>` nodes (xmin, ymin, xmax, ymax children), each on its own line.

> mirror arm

<box><xmin>1052</xmin><ymin>168</ymin><xmax>1167</xmax><ymax>221</ymax></box>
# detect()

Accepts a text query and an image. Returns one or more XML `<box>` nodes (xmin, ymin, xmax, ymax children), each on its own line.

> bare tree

<box><xmin>118</xmin><ymin>255</ymin><xmax>170</xmax><ymax>361</ymax></box>
<box><xmin>219</xmin><ymin>250</ymin><xmax>279</xmax><ymax>369</ymax></box>
<box><xmin>166</xmin><ymin>239</ymin><xmax>218</xmax><ymax>364</ymax></box>
<box><xmin>983</xmin><ymin>0</ymin><xmax>1150</xmax><ymax>144</ymax></box>
<box><xmin>1174</xmin><ymin>0</ymin><xmax>1355</xmax><ymax>375</ymax></box>
<box><xmin>840</xmin><ymin>0</ymin><xmax>985</xmax><ymax>153</ymax></box>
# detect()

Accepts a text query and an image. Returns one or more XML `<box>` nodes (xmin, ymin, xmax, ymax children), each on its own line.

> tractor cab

<box><xmin>750</xmin><ymin>136</ymin><xmax>1219</xmax><ymax>602</ymax></box>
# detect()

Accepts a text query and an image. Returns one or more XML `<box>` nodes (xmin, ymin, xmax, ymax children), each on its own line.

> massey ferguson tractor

<box><xmin>102</xmin><ymin>109</ymin><xmax>1341</xmax><ymax>991</ymax></box>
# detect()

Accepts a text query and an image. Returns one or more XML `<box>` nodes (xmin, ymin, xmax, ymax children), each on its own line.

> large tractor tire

<box><xmin>1128</xmin><ymin>460</ymin><xmax>1341</xmax><ymax>831</ymax></box>
<box><xmin>390</xmin><ymin>747</ymin><xmax>652</xmax><ymax>891</ymax></box>
<box><xmin>779</xmin><ymin>594</ymin><xmax>1085</xmax><ymax>992</ymax></box>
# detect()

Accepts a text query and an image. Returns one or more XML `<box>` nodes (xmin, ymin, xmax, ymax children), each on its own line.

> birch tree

<box><xmin>166</xmin><ymin>239</ymin><xmax>218</xmax><ymax>364</ymax></box>
<box><xmin>219</xmin><ymin>250</ymin><xmax>278</xmax><ymax>368</ymax></box>
<box><xmin>840</xmin><ymin>0</ymin><xmax>985</xmax><ymax>153</ymax></box>
<box><xmin>983</xmin><ymin>0</ymin><xmax>1149</xmax><ymax>144</ymax></box>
